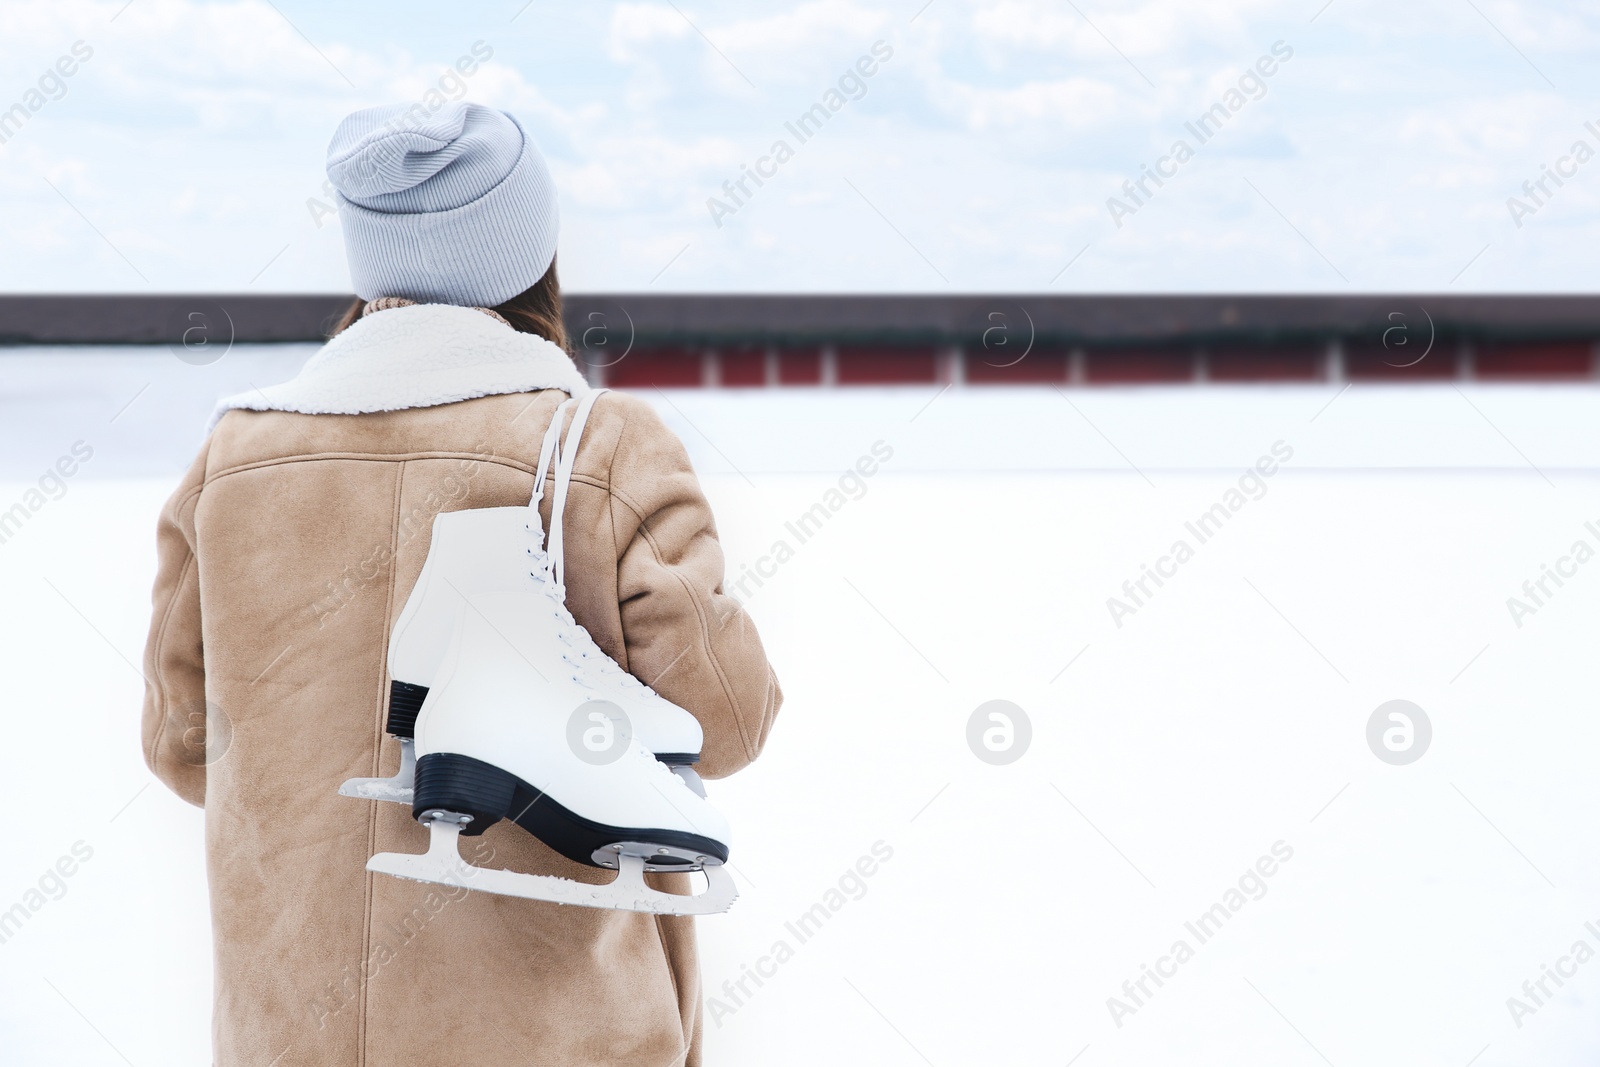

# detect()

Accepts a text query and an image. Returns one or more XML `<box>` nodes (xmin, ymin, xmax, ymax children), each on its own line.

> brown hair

<box><xmin>329</xmin><ymin>255</ymin><xmax>569</xmax><ymax>353</ymax></box>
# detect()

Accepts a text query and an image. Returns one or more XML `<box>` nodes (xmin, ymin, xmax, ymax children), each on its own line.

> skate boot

<box><xmin>340</xmin><ymin>392</ymin><xmax>704</xmax><ymax>803</ymax></box>
<box><xmin>337</xmin><ymin>510</ymin><xmax>705</xmax><ymax>802</ymax></box>
<box><xmin>366</xmin><ymin>592</ymin><xmax>736</xmax><ymax>915</ymax></box>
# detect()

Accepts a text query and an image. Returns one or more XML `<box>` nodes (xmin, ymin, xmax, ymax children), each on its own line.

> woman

<box><xmin>140</xmin><ymin>101</ymin><xmax>781</xmax><ymax>1067</ymax></box>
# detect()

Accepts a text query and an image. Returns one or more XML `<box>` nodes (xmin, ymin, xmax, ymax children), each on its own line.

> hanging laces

<box><xmin>526</xmin><ymin>389</ymin><xmax>607</xmax><ymax>591</ymax></box>
<box><xmin>525</xmin><ymin>394</ymin><xmax>574</xmax><ymax>582</ymax></box>
<box><xmin>529</xmin><ymin>397</ymin><xmax>574</xmax><ymax>518</ymax></box>
<box><xmin>547</xmin><ymin>388</ymin><xmax>606</xmax><ymax>590</ymax></box>
<box><xmin>524</xmin><ymin>389</ymin><xmax>644</xmax><ymax>690</ymax></box>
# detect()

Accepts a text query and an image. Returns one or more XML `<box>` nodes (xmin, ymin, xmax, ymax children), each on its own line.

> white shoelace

<box><xmin>521</xmin><ymin>390</ymin><xmax>652</xmax><ymax>692</ymax></box>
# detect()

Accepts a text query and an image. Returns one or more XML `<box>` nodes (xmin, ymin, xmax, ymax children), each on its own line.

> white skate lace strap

<box><xmin>547</xmin><ymin>388</ymin><xmax>607</xmax><ymax>589</ymax></box>
<box><xmin>529</xmin><ymin>397</ymin><xmax>576</xmax><ymax>526</ymax></box>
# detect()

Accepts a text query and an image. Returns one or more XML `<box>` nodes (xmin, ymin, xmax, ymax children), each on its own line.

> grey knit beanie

<box><xmin>327</xmin><ymin>102</ymin><xmax>558</xmax><ymax>307</ymax></box>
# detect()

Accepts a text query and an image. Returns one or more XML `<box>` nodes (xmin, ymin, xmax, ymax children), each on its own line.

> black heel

<box><xmin>413</xmin><ymin>753</ymin><xmax>515</xmax><ymax>836</ymax></box>
<box><xmin>385</xmin><ymin>680</ymin><xmax>429</xmax><ymax>737</ymax></box>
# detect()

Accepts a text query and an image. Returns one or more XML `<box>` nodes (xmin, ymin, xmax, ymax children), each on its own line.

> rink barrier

<box><xmin>590</xmin><ymin>338</ymin><xmax>1600</xmax><ymax>387</ymax></box>
<box><xmin>3</xmin><ymin>293</ymin><xmax>1598</xmax><ymax>385</ymax></box>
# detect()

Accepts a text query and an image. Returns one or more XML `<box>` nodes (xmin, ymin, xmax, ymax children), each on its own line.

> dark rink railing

<box><xmin>4</xmin><ymin>293</ymin><xmax>1597</xmax><ymax>386</ymax></box>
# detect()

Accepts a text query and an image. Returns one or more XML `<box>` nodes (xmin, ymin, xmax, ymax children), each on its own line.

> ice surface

<box><xmin>5</xmin><ymin>345</ymin><xmax>1600</xmax><ymax>477</ymax></box>
<box><xmin>1</xmin><ymin>354</ymin><xmax>1598</xmax><ymax>1066</ymax></box>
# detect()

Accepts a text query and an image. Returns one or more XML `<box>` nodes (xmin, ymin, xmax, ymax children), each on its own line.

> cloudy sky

<box><xmin>0</xmin><ymin>0</ymin><xmax>1595</xmax><ymax>293</ymax></box>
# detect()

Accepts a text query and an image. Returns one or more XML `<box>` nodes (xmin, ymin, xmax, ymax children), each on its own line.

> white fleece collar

<box><xmin>209</xmin><ymin>302</ymin><xmax>589</xmax><ymax>430</ymax></box>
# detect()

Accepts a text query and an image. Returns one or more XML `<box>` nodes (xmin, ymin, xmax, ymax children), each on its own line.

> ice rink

<box><xmin>3</xmin><ymin>348</ymin><xmax>1599</xmax><ymax>1066</ymax></box>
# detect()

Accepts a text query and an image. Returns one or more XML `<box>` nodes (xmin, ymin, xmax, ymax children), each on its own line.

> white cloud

<box><xmin>0</xmin><ymin>0</ymin><xmax>1595</xmax><ymax>292</ymax></box>
<box><xmin>937</xmin><ymin>77</ymin><xmax>1126</xmax><ymax>132</ymax></box>
<box><xmin>607</xmin><ymin>3</ymin><xmax>691</xmax><ymax>64</ymax></box>
<box><xmin>610</xmin><ymin>0</ymin><xmax>889</xmax><ymax>70</ymax></box>
<box><xmin>711</xmin><ymin>0</ymin><xmax>890</xmax><ymax>55</ymax></box>
<box><xmin>1458</xmin><ymin>0</ymin><xmax>1600</xmax><ymax>52</ymax></box>
<box><xmin>970</xmin><ymin>0</ymin><xmax>1282</xmax><ymax>59</ymax></box>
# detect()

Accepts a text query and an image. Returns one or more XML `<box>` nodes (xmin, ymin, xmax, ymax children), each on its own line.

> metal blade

<box><xmin>367</xmin><ymin>819</ymin><xmax>738</xmax><ymax>916</ymax></box>
<box><xmin>338</xmin><ymin>739</ymin><xmax>416</xmax><ymax>802</ymax></box>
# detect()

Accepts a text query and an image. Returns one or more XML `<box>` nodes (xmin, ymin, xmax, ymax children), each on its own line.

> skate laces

<box><xmin>523</xmin><ymin>525</ymin><xmax>642</xmax><ymax>690</ymax></box>
<box><xmin>523</xmin><ymin>389</ymin><xmax>651</xmax><ymax>693</ymax></box>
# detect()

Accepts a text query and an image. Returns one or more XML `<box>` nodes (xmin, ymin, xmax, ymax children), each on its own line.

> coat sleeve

<box><xmin>141</xmin><ymin>442</ymin><xmax>211</xmax><ymax>807</ymax></box>
<box><xmin>606</xmin><ymin>395</ymin><xmax>782</xmax><ymax>779</ymax></box>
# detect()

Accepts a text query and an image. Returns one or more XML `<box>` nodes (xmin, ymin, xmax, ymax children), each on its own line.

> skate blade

<box><xmin>338</xmin><ymin>776</ymin><xmax>415</xmax><ymax>803</ymax></box>
<box><xmin>338</xmin><ymin>740</ymin><xmax>416</xmax><ymax>802</ymax></box>
<box><xmin>367</xmin><ymin>819</ymin><xmax>738</xmax><ymax>916</ymax></box>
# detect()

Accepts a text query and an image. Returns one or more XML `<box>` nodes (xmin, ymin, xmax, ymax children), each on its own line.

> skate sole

<box><xmin>412</xmin><ymin>751</ymin><xmax>729</xmax><ymax>871</ymax></box>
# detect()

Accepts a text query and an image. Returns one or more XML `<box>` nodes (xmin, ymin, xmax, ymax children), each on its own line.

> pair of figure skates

<box><xmin>340</xmin><ymin>389</ymin><xmax>736</xmax><ymax>915</ymax></box>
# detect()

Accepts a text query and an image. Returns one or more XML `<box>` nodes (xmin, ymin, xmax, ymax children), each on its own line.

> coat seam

<box><xmin>607</xmin><ymin>401</ymin><xmax>757</xmax><ymax>763</ymax></box>
<box><xmin>144</xmin><ymin>549</ymin><xmax>196</xmax><ymax>773</ymax></box>
<box><xmin>634</xmin><ymin>520</ymin><xmax>757</xmax><ymax>763</ymax></box>
<box><xmin>145</xmin><ymin>480</ymin><xmax>204</xmax><ymax>779</ymax></box>
<box><xmin>357</xmin><ymin>461</ymin><xmax>405</xmax><ymax>1067</ymax></box>
<box><xmin>206</xmin><ymin>452</ymin><xmax>609</xmax><ymax>492</ymax></box>
<box><xmin>605</xmin><ymin>396</ymin><xmax>630</xmax><ymax>664</ymax></box>
<box><xmin>210</xmin><ymin>451</ymin><xmax>522</xmax><ymax>478</ymax></box>
<box><xmin>650</xmin><ymin>916</ymin><xmax>689</xmax><ymax>1061</ymax></box>
<box><xmin>603</xmin><ymin>392</ymin><xmax>628</xmax><ymax>485</ymax></box>
<box><xmin>605</xmin><ymin>482</ymin><xmax>665</xmax><ymax>526</ymax></box>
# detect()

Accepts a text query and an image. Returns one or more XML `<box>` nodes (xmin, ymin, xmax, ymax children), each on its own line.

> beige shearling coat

<box><xmin>140</xmin><ymin>304</ymin><xmax>781</xmax><ymax>1067</ymax></box>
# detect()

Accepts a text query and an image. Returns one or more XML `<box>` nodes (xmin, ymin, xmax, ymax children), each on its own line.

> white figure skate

<box><xmin>365</xmin><ymin>389</ymin><xmax>736</xmax><ymax>914</ymax></box>
<box><xmin>367</xmin><ymin>594</ymin><xmax>736</xmax><ymax>914</ymax></box>
<box><xmin>340</xmin><ymin>393</ymin><xmax>703</xmax><ymax>803</ymax></box>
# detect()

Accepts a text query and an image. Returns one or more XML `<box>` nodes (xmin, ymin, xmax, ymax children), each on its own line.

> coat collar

<box><xmin>209</xmin><ymin>302</ymin><xmax>589</xmax><ymax>430</ymax></box>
